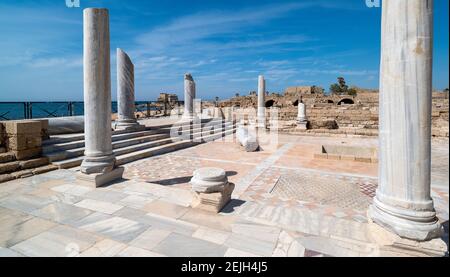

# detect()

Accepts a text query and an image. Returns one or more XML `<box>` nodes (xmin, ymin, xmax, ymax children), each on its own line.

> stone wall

<box><xmin>221</xmin><ymin>91</ymin><xmax>449</xmax><ymax>137</ymax></box>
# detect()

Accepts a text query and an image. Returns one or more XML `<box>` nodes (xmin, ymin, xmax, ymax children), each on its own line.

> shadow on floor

<box><xmin>151</xmin><ymin>176</ymin><xmax>193</xmax><ymax>186</ymax></box>
<box><xmin>442</xmin><ymin>220</ymin><xmax>449</xmax><ymax>257</ymax></box>
<box><xmin>221</xmin><ymin>199</ymin><xmax>246</xmax><ymax>214</ymax></box>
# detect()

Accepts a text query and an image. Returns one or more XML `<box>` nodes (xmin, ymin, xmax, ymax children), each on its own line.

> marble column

<box><xmin>116</xmin><ymin>48</ymin><xmax>142</xmax><ymax>130</ymax></box>
<box><xmin>369</xmin><ymin>0</ymin><xmax>441</xmax><ymax>241</ymax></box>
<box><xmin>297</xmin><ymin>97</ymin><xmax>307</xmax><ymax>122</ymax></box>
<box><xmin>257</xmin><ymin>75</ymin><xmax>266</xmax><ymax>128</ymax></box>
<box><xmin>183</xmin><ymin>73</ymin><xmax>195</xmax><ymax>120</ymax></box>
<box><xmin>79</xmin><ymin>8</ymin><xmax>123</xmax><ymax>186</ymax></box>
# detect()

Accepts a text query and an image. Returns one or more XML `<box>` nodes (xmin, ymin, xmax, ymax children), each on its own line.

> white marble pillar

<box><xmin>257</xmin><ymin>75</ymin><xmax>266</xmax><ymax>128</ymax></box>
<box><xmin>297</xmin><ymin>97</ymin><xmax>307</xmax><ymax>123</ymax></box>
<box><xmin>79</xmin><ymin>8</ymin><xmax>123</xmax><ymax>186</ymax></box>
<box><xmin>116</xmin><ymin>48</ymin><xmax>141</xmax><ymax>130</ymax></box>
<box><xmin>183</xmin><ymin>73</ymin><xmax>196</xmax><ymax>120</ymax></box>
<box><xmin>369</xmin><ymin>0</ymin><xmax>441</xmax><ymax>241</ymax></box>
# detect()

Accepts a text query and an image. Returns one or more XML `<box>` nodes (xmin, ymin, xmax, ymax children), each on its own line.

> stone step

<box><xmin>0</xmin><ymin>152</ymin><xmax>16</xmax><ymax>164</ymax></box>
<box><xmin>53</xmin><ymin>127</ymin><xmax>236</xmax><ymax>170</ymax></box>
<box><xmin>42</xmin><ymin>118</ymin><xmax>227</xmax><ymax>146</ymax></box>
<box><xmin>116</xmin><ymin>128</ymin><xmax>237</xmax><ymax>166</ymax></box>
<box><xmin>43</xmin><ymin>132</ymin><xmax>171</xmax><ymax>158</ymax></box>
<box><xmin>45</xmin><ymin>122</ymin><xmax>234</xmax><ymax>163</ymax></box>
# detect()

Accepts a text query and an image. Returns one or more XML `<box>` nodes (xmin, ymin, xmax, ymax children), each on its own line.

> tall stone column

<box><xmin>116</xmin><ymin>48</ymin><xmax>143</xmax><ymax>130</ymax></box>
<box><xmin>369</xmin><ymin>0</ymin><xmax>441</xmax><ymax>241</ymax></box>
<box><xmin>79</xmin><ymin>8</ymin><xmax>123</xmax><ymax>187</ymax></box>
<box><xmin>297</xmin><ymin>96</ymin><xmax>308</xmax><ymax>130</ymax></box>
<box><xmin>257</xmin><ymin>75</ymin><xmax>266</xmax><ymax>128</ymax></box>
<box><xmin>183</xmin><ymin>73</ymin><xmax>195</xmax><ymax>120</ymax></box>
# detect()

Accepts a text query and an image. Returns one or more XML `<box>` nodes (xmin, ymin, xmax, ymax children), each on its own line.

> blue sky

<box><xmin>0</xmin><ymin>0</ymin><xmax>448</xmax><ymax>101</ymax></box>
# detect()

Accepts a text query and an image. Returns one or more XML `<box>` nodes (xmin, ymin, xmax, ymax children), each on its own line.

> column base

<box><xmin>297</xmin><ymin>120</ymin><xmax>308</xmax><ymax>130</ymax></box>
<box><xmin>368</xmin><ymin>197</ymin><xmax>443</xmax><ymax>242</ymax></box>
<box><xmin>76</xmin><ymin>166</ymin><xmax>124</xmax><ymax>188</ymax></box>
<box><xmin>367</xmin><ymin>218</ymin><xmax>447</xmax><ymax>257</ymax></box>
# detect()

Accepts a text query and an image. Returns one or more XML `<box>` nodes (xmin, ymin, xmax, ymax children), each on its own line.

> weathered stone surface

<box><xmin>236</xmin><ymin>126</ymin><xmax>259</xmax><ymax>152</ymax></box>
<box><xmin>80</xmin><ymin>8</ymin><xmax>117</xmax><ymax>177</ymax></box>
<box><xmin>153</xmin><ymin>233</ymin><xmax>228</xmax><ymax>257</ymax></box>
<box><xmin>183</xmin><ymin>73</ymin><xmax>196</xmax><ymax>120</ymax></box>
<box><xmin>116</xmin><ymin>48</ymin><xmax>142</xmax><ymax>130</ymax></box>
<box><xmin>77</xmin><ymin>167</ymin><xmax>124</xmax><ymax>188</ymax></box>
<box><xmin>369</xmin><ymin>0</ymin><xmax>442</xmax><ymax>241</ymax></box>
<box><xmin>13</xmin><ymin>148</ymin><xmax>41</xmax><ymax>161</ymax></box>
<box><xmin>0</xmin><ymin>161</ymin><xmax>20</xmax><ymax>174</ymax></box>
<box><xmin>3</xmin><ymin>120</ymin><xmax>41</xmax><ymax>135</ymax></box>
<box><xmin>191</xmin><ymin>167</ymin><xmax>228</xmax><ymax>193</ymax></box>
<box><xmin>19</xmin><ymin>157</ymin><xmax>49</xmax><ymax>170</ymax></box>
<box><xmin>192</xmin><ymin>183</ymin><xmax>235</xmax><ymax>213</ymax></box>
<box><xmin>0</xmin><ymin>152</ymin><xmax>15</xmax><ymax>163</ymax></box>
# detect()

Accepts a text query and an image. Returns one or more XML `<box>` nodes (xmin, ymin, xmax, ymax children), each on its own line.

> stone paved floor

<box><xmin>0</xmin><ymin>132</ymin><xmax>448</xmax><ymax>257</ymax></box>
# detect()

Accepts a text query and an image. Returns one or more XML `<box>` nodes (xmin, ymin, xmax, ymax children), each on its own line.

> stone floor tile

<box><xmin>129</xmin><ymin>228</ymin><xmax>172</xmax><ymax>251</ymax></box>
<box><xmin>224</xmin><ymin>233</ymin><xmax>277</xmax><ymax>257</ymax></box>
<box><xmin>231</xmin><ymin>219</ymin><xmax>281</xmax><ymax>243</ymax></box>
<box><xmin>31</xmin><ymin>202</ymin><xmax>92</xmax><ymax>225</ymax></box>
<box><xmin>179</xmin><ymin>209</ymin><xmax>237</xmax><ymax>232</ymax></box>
<box><xmin>83</xmin><ymin>189</ymin><xmax>129</xmax><ymax>203</ymax></box>
<box><xmin>0</xmin><ymin>217</ymin><xmax>56</xmax><ymax>248</ymax></box>
<box><xmin>79</xmin><ymin>216</ymin><xmax>148</xmax><ymax>243</ymax></box>
<box><xmin>116</xmin><ymin>246</ymin><xmax>166</xmax><ymax>257</ymax></box>
<box><xmin>224</xmin><ymin>248</ymin><xmax>261</xmax><ymax>257</ymax></box>
<box><xmin>117</xmin><ymin>194</ymin><xmax>156</xmax><ymax>209</ymax></box>
<box><xmin>74</xmin><ymin>199</ymin><xmax>123</xmax><ymax>215</ymax></box>
<box><xmin>0</xmin><ymin>247</ymin><xmax>24</xmax><ymax>257</ymax></box>
<box><xmin>0</xmin><ymin>194</ymin><xmax>55</xmax><ymax>214</ymax></box>
<box><xmin>143</xmin><ymin>199</ymin><xmax>189</xmax><ymax>219</ymax></box>
<box><xmin>143</xmin><ymin>213</ymin><xmax>199</xmax><ymax>236</ymax></box>
<box><xmin>192</xmin><ymin>227</ymin><xmax>231</xmax><ymax>245</ymax></box>
<box><xmin>51</xmin><ymin>184</ymin><xmax>93</xmax><ymax>197</ymax></box>
<box><xmin>11</xmin><ymin>225</ymin><xmax>101</xmax><ymax>257</ymax></box>
<box><xmin>153</xmin><ymin>233</ymin><xmax>227</xmax><ymax>257</ymax></box>
<box><xmin>78</xmin><ymin>239</ymin><xmax>127</xmax><ymax>257</ymax></box>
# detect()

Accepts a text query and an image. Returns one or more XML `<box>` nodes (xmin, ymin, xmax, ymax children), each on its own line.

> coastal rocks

<box><xmin>236</xmin><ymin>126</ymin><xmax>259</xmax><ymax>152</ymax></box>
<box><xmin>78</xmin><ymin>8</ymin><xmax>123</xmax><ymax>187</ymax></box>
<box><xmin>115</xmin><ymin>48</ymin><xmax>144</xmax><ymax>131</ymax></box>
<box><xmin>190</xmin><ymin>167</ymin><xmax>235</xmax><ymax>213</ymax></box>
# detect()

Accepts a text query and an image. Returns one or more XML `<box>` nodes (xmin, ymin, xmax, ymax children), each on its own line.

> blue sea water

<box><xmin>0</xmin><ymin>101</ymin><xmax>158</xmax><ymax>120</ymax></box>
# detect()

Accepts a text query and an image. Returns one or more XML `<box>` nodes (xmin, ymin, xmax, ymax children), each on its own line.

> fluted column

<box><xmin>257</xmin><ymin>75</ymin><xmax>266</xmax><ymax>128</ymax></box>
<box><xmin>183</xmin><ymin>73</ymin><xmax>195</xmax><ymax>120</ymax></box>
<box><xmin>116</xmin><ymin>48</ymin><xmax>140</xmax><ymax>130</ymax></box>
<box><xmin>369</xmin><ymin>0</ymin><xmax>441</xmax><ymax>241</ymax></box>
<box><xmin>79</xmin><ymin>8</ymin><xmax>123</xmax><ymax>186</ymax></box>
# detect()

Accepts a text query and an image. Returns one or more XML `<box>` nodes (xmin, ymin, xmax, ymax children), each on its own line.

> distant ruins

<box><xmin>216</xmin><ymin>87</ymin><xmax>449</xmax><ymax>138</ymax></box>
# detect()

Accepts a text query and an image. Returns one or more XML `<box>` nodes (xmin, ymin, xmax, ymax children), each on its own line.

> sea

<box><xmin>0</xmin><ymin>101</ymin><xmax>160</xmax><ymax>121</ymax></box>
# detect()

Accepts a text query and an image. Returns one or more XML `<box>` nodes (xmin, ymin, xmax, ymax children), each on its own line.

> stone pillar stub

<box><xmin>115</xmin><ymin>48</ymin><xmax>143</xmax><ymax>131</ymax></box>
<box><xmin>191</xmin><ymin>167</ymin><xmax>235</xmax><ymax>213</ymax></box>
<box><xmin>183</xmin><ymin>73</ymin><xmax>196</xmax><ymax>121</ymax></box>
<box><xmin>79</xmin><ymin>8</ymin><xmax>123</xmax><ymax>186</ymax></box>
<box><xmin>369</xmin><ymin>0</ymin><xmax>442</xmax><ymax>242</ymax></box>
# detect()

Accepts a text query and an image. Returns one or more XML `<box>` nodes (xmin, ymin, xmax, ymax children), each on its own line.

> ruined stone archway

<box><xmin>338</xmin><ymin>99</ymin><xmax>355</xmax><ymax>105</ymax></box>
<box><xmin>265</xmin><ymin>100</ymin><xmax>275</xmax><ymax>108</ymax></box>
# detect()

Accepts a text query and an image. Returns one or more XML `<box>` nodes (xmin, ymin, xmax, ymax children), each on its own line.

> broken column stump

<box><xmin>190</xmin><ymin>167</ymin><xmax>235</xmax><ymax>213</ymax></box>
